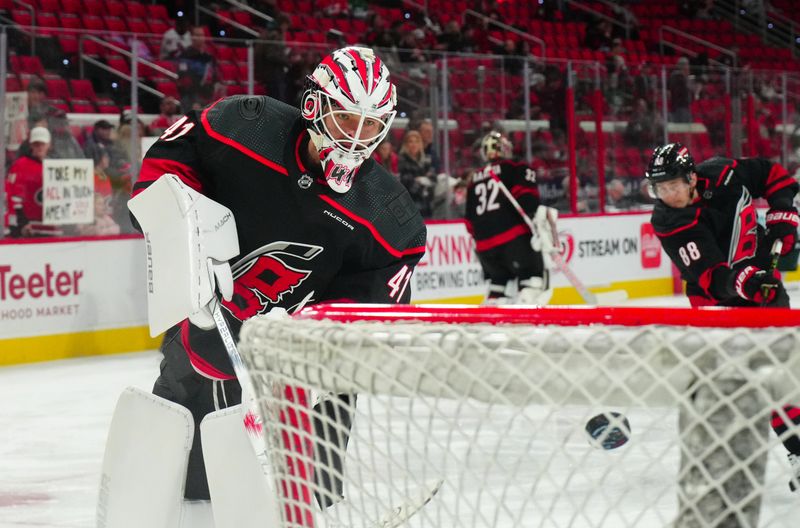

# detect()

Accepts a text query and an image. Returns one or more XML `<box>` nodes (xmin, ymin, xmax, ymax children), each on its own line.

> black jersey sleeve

<box><xmin>319</xmin><ymin>247</ymin><xmax>426</xmax><ymax>304</ymax></box>
<box><xmin>500</xmin><ymin>160</ymin><xmax>540</xmax><ymax>217</ymax></box>
<box><xmin>701</xmin><ymin>157</ymin><xmax>798</xmax><ymax>209</ymax></box>
<box><xmin>652</xmin><ymin>205</ymin><xmax>737</xmax><ymax>301</ymax></box>
<box><xmin>135</xmin><ymin>111</ymin><xmax>208</xmax><ymax>200</ymax></box>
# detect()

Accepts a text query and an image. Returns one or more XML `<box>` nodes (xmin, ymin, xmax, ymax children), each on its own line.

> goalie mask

<box><xmin>301</xmin><ymin>46</ymin><xmax>397</xmax><ymax>193</ymax></box>
<box><xmin>480</xmin><ymin>131</ymin><xmax>513</xmax><ymax>162</ymax></box>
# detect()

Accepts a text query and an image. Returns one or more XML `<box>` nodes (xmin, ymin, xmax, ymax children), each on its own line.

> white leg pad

<box><xmin>200</xmin><ymin>404</ymin><xmax>282</xmax><ymax>528</ymax></box>
<box><xmin>97</xmin><ymin>387</ymin><xmax>194</xmax><ymax>528</ymax></box>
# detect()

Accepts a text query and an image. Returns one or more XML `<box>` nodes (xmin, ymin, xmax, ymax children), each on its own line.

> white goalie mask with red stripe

<box><xmin>301</xmin><ymin>46</ymin><xmax>397</xmax><ymax>193</ymax></box>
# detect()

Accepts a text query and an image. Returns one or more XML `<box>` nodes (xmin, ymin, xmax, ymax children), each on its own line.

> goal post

<box><xmin>238</xmin><ymin>304</ymin><xmax>800</xmax><ymax>527</ymax></box>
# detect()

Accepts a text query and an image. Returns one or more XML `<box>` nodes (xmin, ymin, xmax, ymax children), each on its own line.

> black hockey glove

<box><xmin>733</xmin><ymin>265</ymin><xmax>785</xmax><ymax>305</ymax></box>
<box><xmin>765</xmin><ymin>208</ymin><xmax>799</xmax><ymax>256</ymax></box>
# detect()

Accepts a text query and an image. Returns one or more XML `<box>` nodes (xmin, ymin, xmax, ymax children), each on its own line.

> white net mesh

<box><xmin>238</xmin><ymin>305</ymin><xmax>800</xmax><ymax>528</ymax></box>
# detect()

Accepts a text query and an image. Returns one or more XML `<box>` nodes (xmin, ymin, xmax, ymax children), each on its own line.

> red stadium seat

<box><xmin>104</xmin><ymin>17</ymin><xmax>128</xmax><ymax>33</ymax></box>
<box><xmin>70</xmin><ymin>99</ymin><xmax>97</xmax><ymax>113</ymax></box>
<box><xmin>106</xmin><ymin>56</ymin><xmax>130</xmax><ymax>75</ymax></box>
<box><xmin>82</xmin><ymin>15</ymin><xmax>106</xmax><ymax>32</ymax></box>
<box><xmin>58</xmin><ymin>36</ymin><xmax>79</xmax><ymax>55</ymax></box>
<box><xmin>38</xmin><ymin>0</ymin><xmax>59</xmax><ymax>13</ymax></box>
<box><xmin>60</xmin><ymin>14</ymin><xmax>82</xmax><ymax>31</ymax></box>
<box><xmin>146</xmin><ymin>3</ymin><xmax>169</xmax><ymax>19</ymax></box>
<box><xmin>126</xmin><ymin>2</ymin><xmax>146</xmax><ymax>18</ymax></box>
<box><xmin>127</xmin><ymin>19</ymin><xmax>149</xmax><ymax>34</ymax></box>
<box><xmin>155</xmin><ymin>81</ymin><xmax>180</xmax><ymax>99</ymax></box>
<box><xmin>96</xmin><ymin>100</ymin><xmax>120</xmax><ymax>114</ymax></box>
<box><xmin>61</xmin><ymin>0</ymin><xmax>81</xmax><ymax>13</ymax></box>
<box><xmin>82</xmin><ymin>0</ymin><xmax>106</xmax><ymax>15</ymax></box>
<box><xmin>45</xmin><ymin>78</ymin><xmax>70</xmax><ymax>100</ymax></box>
<box><xmin>106</xmin><ymin>1</ymin><xmax>126</xmax><ymax>17</ymax></box>
<box><xmin>219</xmin><ymin>62</ymin><xmax>240</xmax><ymax>82</ymax></box>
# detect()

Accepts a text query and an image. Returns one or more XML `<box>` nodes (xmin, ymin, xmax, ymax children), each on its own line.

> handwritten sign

<box><xmin>42</xmin><ymin>159</ymin><xmax>95</xmax><ymax>225</ymax></box>
<box><xmin>4</xmin><ymin>92</ymin><xmax>28</xmax><ymax>151</ymax></box>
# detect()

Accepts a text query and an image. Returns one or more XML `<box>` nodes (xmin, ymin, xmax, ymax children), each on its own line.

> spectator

<box><xmin>398</xmin><ymin>130</ymin><xmax>435</xmax><ymax>217</ymax></box>
<box><xmin>397</xmin><ymin>28</ymin><xmax>428</xmax><ymax>65</ymax></box>
<box><xmin>76</xmin><ymin>150</ymin><xmax>121</xmax><ymax>236</ymax></box>
<box><xmin>149</xmin><ymin>96</ymin><xmax>182</xmax><ymax>136</ymax></box>
<box><xmin>117</xmin><ymin>109</ymin><xmax>151</xmax><ymax>166</ymax></box>
<box><xmin>23</xmin><ymin>79</ymin><xmax>84</xmax><ymax>160</ymax></box>
<box><xmin>160</xmin><ymin>17</ymin><xmax>191</xmax><ymax>60</ymax></box>
<box><xmin>584</xmin><ymin>19</ymin><xmax>613</xmax><ymax>51</ymax></box>
<box><xmin>537</xmin><ymin>66</ymin><xmax>568</xmax><ymax>134</ymax></box>
<box><xmin>4</xmin><ymin>127</ymin><xmax>61</xmax><ymax>237</ymax></box>
<box><xmin>177</xmin><ymin>26</ymin><xmax>219</xmax><ymax>111</ymax></box>
<box><xmin>83</xmin><ymin>120</ymin><xmax>117</xmax><ymax>165</ymax></box>
<box><xmin>415</xmin><ymin>118</ymin><xmax>442</xmax><ymax>173</ymax></box>
<box><xmin>624</xmin><ymin>98</ymin><xmax>664</xmax><ymax>149</ymax></box>
<box><xmin>372</xmin><ymin>139</ymin><xmax>399</xmax><ymax>177</ymax></box>
<box><xmin>254</xmin><ymin>19</ymin><xmax>290</xmax><ymax>103</ymax></box>
<box><xmin>668</xmin><ymin>57</ymin><xmax>693</xmax><ymax>123</ymax></box>
<box><xmin>605</xmin><ymin>178</ymin><xmax>640</xmax><ymax>211</ymax></box>
<box><xmin>436</xmin><ymin>20</ymin><xmax>467</xmax><ymax>53</ymax></box>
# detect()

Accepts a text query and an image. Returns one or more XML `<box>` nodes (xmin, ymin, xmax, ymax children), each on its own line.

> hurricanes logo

<box><xmin>222</xmin><ymin>241</ymin><xmax>323</xmax><ymax>321</ymax></box>
<box><xmin>301</xmin><ymin>92</ymin><xmax>319</xmax><ymax>120</ymax></box>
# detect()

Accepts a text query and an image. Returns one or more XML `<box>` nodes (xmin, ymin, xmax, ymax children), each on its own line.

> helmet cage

<box><xmin>480</xmin><ymin>132</ymin><xmax>513</xmax><ymax>162</ymax></box>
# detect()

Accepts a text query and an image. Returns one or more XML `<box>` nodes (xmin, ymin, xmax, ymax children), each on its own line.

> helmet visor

<box><xmin>649</xmin><ymin>177</ymin><xmax>691</xmax><ymax>200</ymax></box>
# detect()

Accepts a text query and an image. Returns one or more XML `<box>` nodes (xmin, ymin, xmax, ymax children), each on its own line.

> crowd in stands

<box><xmin>5</xmin><ymin>0</ymin><xmax>800</xmax><ymax>238</ymax></box>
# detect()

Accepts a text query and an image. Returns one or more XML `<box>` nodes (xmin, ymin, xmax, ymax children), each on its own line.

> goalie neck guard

<box><xmin>301</xmin><ymin>46</ymin><xmax>397</xmax><ymax>193</ymax></box>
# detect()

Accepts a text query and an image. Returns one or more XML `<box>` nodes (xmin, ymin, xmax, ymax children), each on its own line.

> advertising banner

<box><xmin>42</xmin><ymin>159</ymin><xmax>95</xmax><ymax>225</ymax></box>
<box><xmin>0</xmin><ymin>237</ymin><xmax>148</xmax><ymax>340</ymax></box>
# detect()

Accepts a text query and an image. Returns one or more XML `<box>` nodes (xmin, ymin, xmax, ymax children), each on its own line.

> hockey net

<box><xmin>238</xmin><ymin>304</ymin><xmax>800</xmax><ymax>528</ymax></box>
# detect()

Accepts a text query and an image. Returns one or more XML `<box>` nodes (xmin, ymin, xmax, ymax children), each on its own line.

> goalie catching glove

<box><xmin>732</xmin><ymin>265</ymin><xmax>785</xmax><ymax>305</ymax></box>
<box><xmin>765</xmin><ymin>208</ymin><xmax>799</xmax><ymax>256</ymax></box>
<box><xmin>128</xmin><ymin>174</ymin><xmax>240</xmax><ymax>335</ymax></box>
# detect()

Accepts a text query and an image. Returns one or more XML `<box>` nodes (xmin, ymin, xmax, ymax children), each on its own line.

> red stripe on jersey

<box><xmin>765</xmin><ymin>164</ymin><xmax>792</xmax><ymax>196</ymax></box>
<box><xmin>510</xmin><ymin>184</ymin><xmax>539</xmax><ymax>199</ymax></box>
<box><xmin>181</xmin><ymin>321</ymin><xmax>235</xmax><ymax>380</ymax></box>
<box><xmin>318</xmin><ymin>194</ymin><xmax>426</xmax><ymax>258</ymax></box>
<box><xmin>295</xmin><ymin>130</ymin><xmax>307</xmax><ymax>172</ymax></box>
<box><xmin>654</xmin><ymin>208</ymin><xmax>702</xmax><ymax>237</ymax></box>
<box><xmin>201</xmin><ymin>101</ymin><xmax>289</xmax><ymax>176</ymax></box>
<box><xmin>698</xmin><ymin>262</ymin><xmax>727</xmax><ymax>298</ymax></box>
<box><xmin>136</xmin><ymin>158</ymin><xmax>203</xmax><ymax>197</ymax></box>
<box><xmin>715</xmin><ymin>164</ymin><xmax>731</xmax><ymax>187</ymax></box>
<box><xmin>475</xmin><ymin>224</ymin><xmax>530</xmax><ymax>252</ymax></box>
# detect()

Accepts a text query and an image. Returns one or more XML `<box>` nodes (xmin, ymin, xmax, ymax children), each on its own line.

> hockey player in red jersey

<box><xmin>101</xmin><ymin>47</ymin><xmax>427</xmax><ymax>524</ymax></box>
<box><xmin>646</xmin><ymin>142</ymin><xmax>800</xmax><ymax>490</ymax></box>
<box><xmin>465</xmin><ymin>131</ymin><xmax>554</xmax><ymax>305</ymax></box>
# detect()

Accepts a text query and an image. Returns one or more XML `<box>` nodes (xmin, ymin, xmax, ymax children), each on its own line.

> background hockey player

<box><xmin>646</xmin><ymin>142</ymin><xmax>800</xmax><ymax>490</ymax></box>
<box><xmin>101</xmin><ymin>46</ymin><xmax>427</xmax><ymax>526</ymax></box>
<box><xmin>465</xmin><ymin>131</ymin><xmax>555</xmax><ymax>305</ymax></box>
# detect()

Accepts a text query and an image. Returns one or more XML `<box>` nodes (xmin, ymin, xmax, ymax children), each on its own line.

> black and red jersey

<box><xmin>464</xmin><ymin>159</ymin><xmax>540</xmax><ymax>252</ymax></box>
<box><xmin>135</xmin><ymin>95</ymin><xmax>427</xmax><ymax>378</ymax></box>
<box><xmin>650</xmin><ymin>156</ymin><xmax>797</xmax><ymax>305</ymax></box>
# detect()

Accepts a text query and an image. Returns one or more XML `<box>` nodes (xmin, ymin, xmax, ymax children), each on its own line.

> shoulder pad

<box><xmin>201</xmin><ymin>96</ymin><xmax>303</xmax><ymax>168</ymax></box>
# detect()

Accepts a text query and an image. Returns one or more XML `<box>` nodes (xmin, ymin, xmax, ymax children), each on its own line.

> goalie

<box><xmin>465</xmin><ymin>131</ymin><xmax>557</xmax><ymax>305</ymax></box>
<box><xmin>99</xmin><ymin>47</ymin><xmax>427</xmax><ymax>527</ymax></box>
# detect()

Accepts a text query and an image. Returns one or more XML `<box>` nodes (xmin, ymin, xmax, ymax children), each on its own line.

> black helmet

<box><xmin>645</xmin><ymin>143</ymin><xmax>695</xmax><ymax>184</ymax></box>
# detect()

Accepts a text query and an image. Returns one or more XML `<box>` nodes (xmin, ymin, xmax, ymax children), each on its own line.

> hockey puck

<box><xmin>585</xmin><ymin>412</ymin><xmax>631</xmax><ymax>450</ymax></box>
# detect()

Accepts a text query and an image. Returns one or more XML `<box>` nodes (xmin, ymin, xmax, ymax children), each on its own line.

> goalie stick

<box><xmin>486</xmin><ymin>171</ymin><xmax>603</xmax><ymax>305</ymax></box>
<box><xmin>210</xmin><ymin>300</ymin><xmax>442</xmax><ymax>527</ymax></box>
